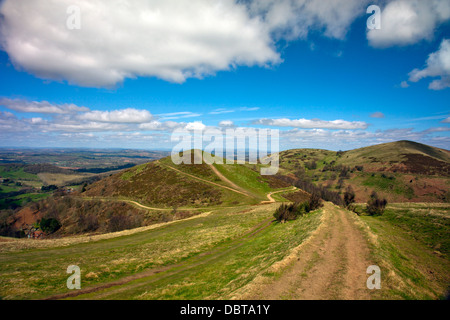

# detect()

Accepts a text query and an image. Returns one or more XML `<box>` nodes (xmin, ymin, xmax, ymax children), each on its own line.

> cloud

<box><xmin>185</xmin><ymin>121</ymin><xmax>206</xmax><ymax>131</ymax></box>
<box><xmin>157</xmin><ymin>112</ymin><xmax>202</xmax><ymax>120</ymax></box>
<box><xmin>0</xmin><ymin>0</ymin><xmax>377</xmax><ymax>88</ymax></box>
<box><xmin>278</xmin><ymin>127</ymin><xmax>450</xmax><ymax>150</ymax></box>
<box><xmin>0</xmin><ymin>97</ymin><xmax>89</xmax><ymax>114</ymax></box>
<box><xmin>239</xmin><ymin>107</ymin><xmax>260</xmax><ymax>112</ymax></box>
<box><xmin>367</xmin><ymin>0</ymin><xmax>450</xmax><ymax>48</ymax></box>
<box><xmin>442</xmin><ymin>117</ymin><xmax>450</xmax><ymax>123</ymax></box>
<box><xmin>400</xmin><ymin>81</ymin><xmax>410</xmax><ymax>88</ymax></box>
<box><xmin>218</xmin><ymin>120</ymin><xmax>235</xmax><ymax>127</ymax></box>
<box><xmin>78</xmin><ymin>108</ymin><xmax>153</xmax><ymax>123</ymax></box>
<box><xmin>209</xmin><ymin>108</ymin><xmax>235</xmax><ymax>115</ymax></box>
<box><xmin>408</xmin><ymin>39</ymin><xmax>450</xmax><ymax>90</ymax></box>
<box><xmin>247</xmin><ymin>0</ymin><xmax>370</xmax><ymax>40</ymax></box>
<box><xmin>209</xmin><ymin>107</ymin><xmax>260</xmax><ymax>115</ymax></box>
<box><xmin>0</xmin><ymin>0</ymin><xmax>280</xmax><ymax>88</ymax></box>
<box><xmin>138</xmin><ymin>120</ymin><xmax>181</xmax><ymax>131</ymax></box>
<box><xmin>370</xmin><ymin>112</ymin><xmax>385</xmax><ymax>118</ymax></box>
<box><xmin>253</xmin><ymin>118</ymin><xmax>369</xmax><ymax>130</ymax></box>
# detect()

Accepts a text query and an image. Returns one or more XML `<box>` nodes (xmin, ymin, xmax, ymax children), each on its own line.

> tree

<box><xmin>344</xmin><ymin>186</ymin><xmax>356</xmax><ymax>208</ymax></box>
<box><xmin>308</xmin><ymin>191</ymin><xmax>323</xmax><ymax>211</ymax></box>
<box><xmin>366</xmin><ymin>191</ymin><xmax>387</xmax><ymax>216</ymax></box>
<box><xmin>40</xmin><ymin>218</ymin><xmax>62</xmax><ymax>233</ymax></box>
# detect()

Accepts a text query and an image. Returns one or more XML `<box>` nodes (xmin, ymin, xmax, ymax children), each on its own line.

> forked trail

<box><xmin>237</xmin><ymin>203</ymin><xmax>373</xmax><ymax>300</ymax></box>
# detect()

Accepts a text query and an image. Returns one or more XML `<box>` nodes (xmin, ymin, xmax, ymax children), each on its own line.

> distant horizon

<box><xmin>0</xmin><ymin>139</ymin><xmax>448</xmax><ymax>154</ymax></box>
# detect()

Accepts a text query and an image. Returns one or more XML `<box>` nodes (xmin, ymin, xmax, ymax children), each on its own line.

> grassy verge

<box><xmin>356</xmin><ymin>203</ymin><xmax>450</xmax><ymax>299</ymax></box>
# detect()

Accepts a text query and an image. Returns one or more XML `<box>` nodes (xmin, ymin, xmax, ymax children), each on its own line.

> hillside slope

<box><xmin>277</xmin><ymin>141</ymin><xmax>450</xmax><ymax>203</ymax></box>
<box><xmin>82</xmin><ymin>150</ymin><xmax>285</xmax><ymax>208</ymax></box>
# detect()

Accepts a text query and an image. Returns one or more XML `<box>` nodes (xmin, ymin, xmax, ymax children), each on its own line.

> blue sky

<box><xmin>0</xmin><ymin>0</ymin><xmax>449</xmax><ymax>151</ymax></box>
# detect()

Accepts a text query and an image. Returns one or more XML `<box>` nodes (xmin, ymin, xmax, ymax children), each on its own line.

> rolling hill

<box><xmin>276</xmin><ymin>140</ymin><xmax>450</xmax><ymax>203</ymax></box>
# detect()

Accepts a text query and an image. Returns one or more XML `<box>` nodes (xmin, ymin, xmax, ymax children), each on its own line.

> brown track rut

<box><xmin>238</xmin><ymin>202</ymin><xmax>373</xmax><ymax>300</ymax></box>
<box><xmin>161</xmin><ymin>163</ymin><xmax>251</xmax><ymax>197</ymax></box>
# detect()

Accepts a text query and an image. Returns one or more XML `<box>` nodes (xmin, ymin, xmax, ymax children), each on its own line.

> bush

<box><xmin>40</xmin><ymin>218</ymin><xmax>62</xmax><ymax>233</ymax></box>
<box><xmin>108</xmin><ymin>213</ymin><xmax>142</xmax><ymax>232</ymax></box>
<box><xmin>76</xmin><ymin>213</ymin><xmax>99</xmax><ymax>232</ymax></box>
<box><xmin>273</xmin><ymin>198</ymin><xmax>320</xmax><ymax>223</ymax></box>
<box><xmin>366</xmin><ymin>191</ymin><xmax>387</xmax><ymax>216</ymax></box>
<box><xmin>41</xmin><ymin>185</ymin><xmax>58</xmax><ymax>192</ymax></box>
<box><xmin>343</xmin><ymin>186</ymin><xmax>355</xmax><ymax>208</ymax></box>
<box><xmin>308</xmin><ymin>191</ymin><xmax>323</xmax><ymax>211</ymax></box>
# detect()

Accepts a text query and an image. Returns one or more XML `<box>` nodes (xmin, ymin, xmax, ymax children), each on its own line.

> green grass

<box><xmin>358</xmin><ymin>203</ymin><xmax>450</xmax><ymax>299</ymax></box>
<box><xmin>120</xmin><ymin>163</ymin><xmax>148</xmax><ymax>181</ymax></box>
<box><xmin>0</xmin><ymin>166</ymin><xmax>40</xmax><ymax>182</ymax></box>
<box><xmin>213</xmin><ymin>163</ymin><xmax>272</xmax><ymax>199</ymax></box>
<box><xmin>0</xmin><ymin>204</ymin><xmax>322</xmax><ymax>300</ymax></box>
<box><xmin>376</xmin><ymin>203</ymin><xmax>450</xmax><ymax>258</ymax></box>
<box><xmin>361</xmin><ymin>174</ymin><xmax>415</xmax><ymax>198</ymax></box>
<box><xmin>73</xmin><ymin>207</ymin><xmax>323</xmax><ymax>300</ymax></box>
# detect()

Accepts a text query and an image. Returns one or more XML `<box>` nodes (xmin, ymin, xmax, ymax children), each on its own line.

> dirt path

<box><xmin>208</xmin><ymin>164</ymin><xmax>252</xmax><ymax>196</ymax></box>
<box><xmin>160</xmin><ymin>161</ymin><xmax>292</xmax><ymax>204</ymax></box>
<box><xmin>161</xmin><ymin>163</ymin><xmax>251</xmax><ymax>197</ymax></box>
<box><xmin>261</xmin><ymin>187</ymin><xmax>297</xmax><ymax>204</ymax></box>
<box><xmin>238</xmin><ymin>203</ymin><xmax>373</xmax><ymax>300</ymax></box>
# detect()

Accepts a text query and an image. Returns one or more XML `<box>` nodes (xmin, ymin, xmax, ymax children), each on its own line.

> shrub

<box><xmin>343</xmin><ymin>186</ymin><xmax>356</xmax><ymax>208</ymax></box>
<box><xmin>76</xmin><ymin>213</ymin><xmax>99</xmax><ymax>232</ymax></box>
<box><xmin>366</xmin><ymin>191</ymin><xmax>387</xmax><ymax>216</ymax></box>
<box><xmin>308</xmin><ymin>191</ymin><xmax>323</xmax><ymax>211</ymax></box>
<box><xmin>305</xmin><ymin>160</ymin><xmax>317</xmax><ymax>170</ymax></box>
<box><xmin>273</xmin><ymin>198</ymin><xmax>319</xmax><ymax>223</ymax></box>
<box><xmin>294</xmin><ymin>179</ymin><xmax>342</xmax><ymax>206</ymax></box>
<box><xmin>41</xmin><ymin>185</ymin><xmax>58</xmax><ymax>192</ymax></box>
<box><xmin>40</xmin><ymin>218</ymin><xmax>62</xmax><ymax>234</ymax></box>
<box><xmin>108</xmin><ymin>213</ymin><xmax>143</xmax><ymax>232</ymax></box>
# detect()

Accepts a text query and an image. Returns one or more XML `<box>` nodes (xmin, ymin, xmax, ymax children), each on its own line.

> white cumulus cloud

<box><xmin>408</xmin><ymin>39</ymin><xmax>450</xmax><ymax>90</ymax></box>
<box><xmin>247</xmin><ymin>0</ymin><xmax>370</xmax><ymax>40</ymax></box>
<box><xmin>0</xmin><ymin>0</ymin><xmax>280</xmax><ymax>88</ymax></box>
<box><xmin>367</xmin><ymin>0</ymin><xmax>450</xmax><ymax>48</ymax></box>
<box><xmin>0</xmin><ymin>97</ymin><xmax>89</xmax><ymax>114</ymax></box>
<box><xmin>78</xmin><ymin>108</ymin><xmax>153</xmax><ymax>123</ymax></box>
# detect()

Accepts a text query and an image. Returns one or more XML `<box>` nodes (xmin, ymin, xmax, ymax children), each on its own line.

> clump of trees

<box><xmin>274</xmin><ymin>191</ymin><xmax>323</xmax><ymax>223</ymax></box>
<box><xmin>41</xmin><ymin>185</ymin><xmax>58</xmax><ymax>192</ymax></box>
<box><xmin>366</xmin><ymin>191</ymin><xmax>387</xmax><ymax>216</ymax></box>
<box><xmin>294</xmin><ymin>179</ymin><xmax>343</xmax><ymax>206</ymax></box>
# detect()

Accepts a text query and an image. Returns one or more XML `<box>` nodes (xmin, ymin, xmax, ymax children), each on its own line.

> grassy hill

<box><xmin>276</xmin><ymin>141</ymin><xmax>450</xmax><ymax>203</ymax></box>
<box><xmin>82</xmin><ymin>150</ymin><xmax>291</xmax><ymax>208</ymax></box>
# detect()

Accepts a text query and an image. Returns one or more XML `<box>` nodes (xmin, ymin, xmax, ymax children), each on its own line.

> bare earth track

<box><xmin>237</xmin><ymin>202</ymin><xmax>373</xmax><ymax>300</ymax></box>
